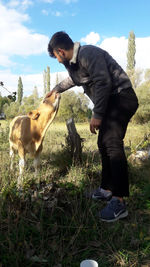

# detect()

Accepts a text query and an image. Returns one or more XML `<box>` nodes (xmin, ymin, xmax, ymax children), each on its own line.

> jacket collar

<box><xmin>69</xmin><ymin>42</ymin><xmax>80</xmax><ymax>65</ymax></box>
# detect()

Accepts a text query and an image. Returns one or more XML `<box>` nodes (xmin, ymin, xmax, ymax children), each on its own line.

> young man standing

<box><xmin>46</xmin><ymin>31</ymin><xmax>138</xmax><ymax>222</ymax></box>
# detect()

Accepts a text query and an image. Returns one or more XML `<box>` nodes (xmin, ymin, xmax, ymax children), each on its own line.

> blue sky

<box><xmin>0</xmin><ymin>0</ymin><xmax>150</xmax><ymax>96</ymax></box>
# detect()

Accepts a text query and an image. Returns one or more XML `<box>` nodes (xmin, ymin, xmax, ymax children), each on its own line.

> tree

<box><xmin>144</xmin><ymin>69</ymin><xmax>150</xmax><ymax>82</ymax></box>
<box><xmin>0</xmin><ymin>96</ymin><xmax>10</xmax><ymax>113</ymax></box>
<box><xmin>17</xmin><ymin>76</ymin><xmax>23</xmax><ymax>105</ymax></box>
<box><xmin>43</xmin><ymin>66</ymin><xmax>50</xmax><ymax>96</ymax></box>
<box><xmin>57</xmin><ymin>91</ymin><xmax>90</xmax><ymax>122</ymax></box>
<box><xmin>131</xmin><ymin>81</ymin><xmax>150</xmax><ymax>124</ymax></box>
<box><xmin>3</xmin><ymin>102</ymin><xmax>20</xmax><ymax>119</ymax></box>
<box><xmin>47</xmin><ymin>66</ymin><xmax>50</xmax><ymax>92</ymax></box>
<box><xmin>55</xmin><ymin>73</ymin><xmax>59</xmax><ymax>86</ymax></box>
<box><xmin>126</xmin><ymin>31</ymin><xmax>137</xmax><ymax>88</ymax></box>
<box><xmin>33</xmin><ymin>86</ymin><xmax>39</xmax><ymax>101</ymax></box>
<box><xmin>126</xmin><ymin>31</ymin><xmax>136</xmax><ymax>71</ymax></box>
<box><xmin>134</xmin><ymin>69</ymin><xmax>143</xmax><ymax>88</ymax></box>
<box><xmin>22</xmin><ymin>95</ymin><xmax>40</xmax><ymax>112</ymax></box>
<box><xmin>128</xmin><ymin>69</ymin><xmax>143</xmax><ymax>89</ymax></box>
<box><xmin>43</xmin><ymin>69</ymin><xmax>47</xmax><ymax>96</ymax></box>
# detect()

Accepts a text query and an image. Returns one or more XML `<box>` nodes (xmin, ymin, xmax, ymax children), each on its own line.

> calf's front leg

<box><xmin>33</xmin><ymin>153</ymin><xmax>40</xmax><ymax>175</ymax></box>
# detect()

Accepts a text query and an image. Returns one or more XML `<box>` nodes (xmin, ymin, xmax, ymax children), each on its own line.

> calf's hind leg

<box><xmin>17</xmin><ymin>142</ymin><xmax>26</xmax><ymax>188</ymax></box>
<box><xmin>10</xmin><ymin>145</ymin><xmax>15</xmax><ymax>170</ymax></box>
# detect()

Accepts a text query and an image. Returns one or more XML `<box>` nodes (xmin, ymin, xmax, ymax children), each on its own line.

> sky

<box><xmin>0</xmin><ymin>0</ymin><xmax>150</xmax><ymax>97</ymax></box>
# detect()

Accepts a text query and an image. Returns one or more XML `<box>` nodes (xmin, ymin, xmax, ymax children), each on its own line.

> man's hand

<box><xmin>45</xmin><ymin>89</ymin><xmax>57</xmax><ymax>98</ymax></box>
<box><xmin>90</xmin><ymin>117</ymin><xmax>102</xmax><ymax>134</ymax></box>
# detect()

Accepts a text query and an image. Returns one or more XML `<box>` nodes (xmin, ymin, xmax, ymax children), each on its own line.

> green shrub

<box><xmin>132</xmin><ymin>82</ymin><xmax>150</xmax><ymax>124</ymax></box>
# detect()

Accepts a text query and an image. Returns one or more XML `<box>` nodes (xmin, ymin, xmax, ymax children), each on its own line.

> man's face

<box><xmin>53</xmin><ymin>49</ymin><xmax>68</xmax><ymax>64</ymax></box>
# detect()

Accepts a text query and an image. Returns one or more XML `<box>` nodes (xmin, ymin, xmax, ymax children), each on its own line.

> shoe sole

<box><xmin>100</xmin><ymin>210</ymin><xmax>128</xmax><ymax>222</ymax></box>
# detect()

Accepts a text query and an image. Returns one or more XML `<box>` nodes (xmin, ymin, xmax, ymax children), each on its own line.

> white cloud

<box><xmin>7</xmin><ymin>0</ymin><xmax>33</xmax><ymax>10</ymax></box>
<box><xmin>80</xmin><ymin>32</ymin><xmax>100</xmax><ymax>45</ymax></box>
<box><xmin>135</xmin><ymin>37</ymin><xmax>150</xmax><ymax>70</ymax></box>
<box><xmin>41</xmin><ymin>0</ymin><xmax>54</xmax><ymax>3</ymax></box>
<box><xmin>7</xmin><ymin>0</ymin><xmax>20</xmax><ymax>8</ymax></box>
<box><xmin>21</xmin><ymin>0</ymin><xmax>33</xmax><ymax>10</ymax></box>
<box><xmin>0</xmin><ymin>2</ymin><xmax>49</xmax><ymax>67</ymax></box>
<box><xmin>41</xmin><ymin>0</ymin><xmax>78</xmax><ymax>3</ymax></box>
<box><xmin>62</xmin><ymin>0</ymin><xmax>78</xmax><ymax>3</ymax></box>
<box><xmin>0</xmin><ymin>55</ymin><xmax>14</xmax><ymax>67</ymax></box>
<box><xmin>1</xmin><ymin>34</ymin><xmax>150</xmax><ymax>99</ymax></box>
<box><xmin>0</xmin><ymin>69</ymin><xmax>43</xmax><ymax>97</ymax></box>
<box><xmin>0</xmin><ymin>70</ymin><xmax>84</xmax><ymax>99</ymax></box>
<box><xmin>42</xmin><ymin>9</ymin><xmax>49</xmax><ymax>15</ymax></box>
<box><xmin>0</xmin><ymin>69</ymin><xmax>70</xmax><ymax>97</ymax></box>
<box><xmin>81</xmin><ymin>32</ymin><xmax>150</xmax><ymax>71</ymax></box>
<box><xmin>100</xmin><ymin>36</ymin><xmax>128</xmax><ymax>70</ymax></box>
<box><xmin>53</xmin><ymin>11</ymin><xmax>62</xmax><ymax>16</ymax></box>
<box><xmin>99</xmin><ymin>36</ymin><xmax>150</xmax><ymax>71</ymax></box>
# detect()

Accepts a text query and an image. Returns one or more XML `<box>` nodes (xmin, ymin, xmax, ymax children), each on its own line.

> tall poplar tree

<box><xmin>127</xmin><ymin>31</ymin><xmax>136</xmax><ymax>71</ymax></box>
<box><xmin>17</xmin><ymin>76</ymin><xmax>23</xmax><ymax>105</ymax></box>
<box><xmin>43</xmin><ymin>69</ymin><xmax>47</xmax><ymax>95</ymax></box>
<box><xmin>43</xmin><ymin>66</ymin><xmax>50</xmax><ymax>95</ymax></box>
<box><xmin>33</xmin><ymin>86</ymin><xmax>39</xmax><ymax>101</ymax></box>
<box><xmin>47</xmin><ymin>66</ymin><xmax>50</xmax><ymax>92</ymax></box>
<box><xmin>126</xmin><ymin>31</ymin><xmax>137</xmax><ymax>88</ymax></box>
<box><xmin>55</xmin><ymin>73</ymin><xmax>59</xmax><ymax>86</ymax></box>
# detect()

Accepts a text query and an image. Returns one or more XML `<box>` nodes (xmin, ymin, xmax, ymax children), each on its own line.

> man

<box><xmin>46</xmin><ymin>31</ymin><xmax>138</xmax><ymax>222</ymax></box>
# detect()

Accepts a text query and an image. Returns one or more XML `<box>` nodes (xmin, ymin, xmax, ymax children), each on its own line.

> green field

<box><xmin>0</xmin><ymin>120</ymin><xmax>150</xmax><ymax>267</ymax></box>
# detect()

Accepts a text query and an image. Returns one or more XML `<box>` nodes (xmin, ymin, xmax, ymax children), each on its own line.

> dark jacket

<box><xmin>54</xmin><ymin>42</ymin><xmax>132</xmax><ymax>119</ymax></box>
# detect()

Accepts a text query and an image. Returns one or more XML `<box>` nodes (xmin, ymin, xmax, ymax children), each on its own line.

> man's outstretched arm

<box><xmin>46</xmin><ymin>76</ymin><xmax>75</xmax><ymax>98</ymax></box>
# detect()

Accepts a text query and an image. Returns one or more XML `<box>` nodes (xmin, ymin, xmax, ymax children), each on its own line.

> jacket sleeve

<box><xmin>53</xmin><ymin>76</ymin><xmax>75</xmax><ymax>93</ymax></box>
<box><xmin>81</xmin><ymin>48</ymin><xmax>112</xmax><ymax>119</ymax></box>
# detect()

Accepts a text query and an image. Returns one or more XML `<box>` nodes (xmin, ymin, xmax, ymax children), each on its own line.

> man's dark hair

<box><xmin>48</xmin><ymin>31</ymin><xmax>74</xmax><ymax>58</ymax></box>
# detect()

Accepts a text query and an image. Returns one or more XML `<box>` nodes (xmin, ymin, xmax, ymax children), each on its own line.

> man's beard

<box><xmin>59</xmin><ymin>55</ymin><xmax>70</xmax><ymax>68</ymax></box>
<box><xmin>63</xmin><ymin>60</ymin><xmax>70</xmax><ymax>68</ymax></box>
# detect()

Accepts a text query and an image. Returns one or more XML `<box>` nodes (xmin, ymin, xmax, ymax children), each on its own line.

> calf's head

<box><xmin>28</xmin><ymin>91</ymin><xmax>61</xmax><ymax>121</ymax></box>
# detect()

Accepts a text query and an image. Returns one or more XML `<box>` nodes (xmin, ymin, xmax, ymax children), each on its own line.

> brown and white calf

<box><xmin>9</xmin><ymin>92</ymin><xmax>60</xmax><ymax>188</ymax></box>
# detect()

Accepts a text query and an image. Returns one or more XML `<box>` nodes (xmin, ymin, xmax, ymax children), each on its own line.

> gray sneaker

<box><xmin>99</xmin><ymin>197</ymin><xmax>128</xmax><ymax>222</ymax></box>
<box><xmin>92</xmin><ymin>187</ymin><xmax>112</xmax><ymax>201</ymax></box>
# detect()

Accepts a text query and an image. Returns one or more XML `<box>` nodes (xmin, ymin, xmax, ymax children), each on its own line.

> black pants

<box><xmin>97</xmin><ymin>87</ymin><xmax>138</xmax><ymax>197</ymax></box>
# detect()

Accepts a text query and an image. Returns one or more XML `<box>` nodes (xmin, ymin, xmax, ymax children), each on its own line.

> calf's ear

<box><xmin>28</xmin><ymin>110</ymin><xmax>40</xmax><ymax>120</ymax></box>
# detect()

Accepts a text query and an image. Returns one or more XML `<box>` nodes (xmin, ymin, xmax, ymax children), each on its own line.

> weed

<box><xmin>0</xmin><ymin>122</ymin><xmax>150</xmax><ymax>266</ymax></box>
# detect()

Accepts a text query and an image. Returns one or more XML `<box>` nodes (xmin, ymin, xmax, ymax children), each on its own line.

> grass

<box><xmin>0</xmin><ymin>120</ymin><xmax>150</xmax><ymax>266</ymax></box>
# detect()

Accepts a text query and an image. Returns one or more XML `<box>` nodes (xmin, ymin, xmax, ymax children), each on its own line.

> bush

<box><xmin>3</xmin><ymin>102</ymin><xmax>20</xmax><ymax>119</ymax></box>
<box><xmin>132</xmin><ymin>104</ymin><xmax>150</xmax><ymax>124</ymax></box>
<box><xmin>3</xmin><ymin>96</ymin><xmax>41</xmax><ymax>119</ymax></box>
<box><xmin>132</xmin><ymin>82</ymin><xmax>150</xmax><ymax>124</ymax></box>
